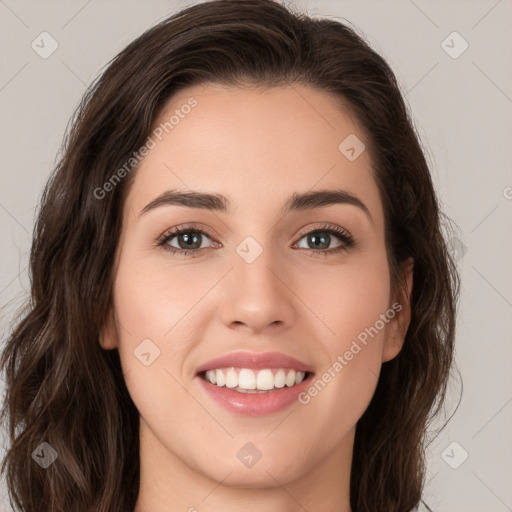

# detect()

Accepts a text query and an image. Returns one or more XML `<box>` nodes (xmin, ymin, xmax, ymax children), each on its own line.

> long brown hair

<box><xmin>0</xmin><ymin>1</ymin><xmax>460</xmax><ymax>510</ymax></box>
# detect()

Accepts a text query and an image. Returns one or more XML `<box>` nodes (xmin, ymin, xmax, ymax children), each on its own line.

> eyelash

<box><xmin>155</xmin><ymin>222</ymin><xmax>355</xmax><ymax>258</ymax></box>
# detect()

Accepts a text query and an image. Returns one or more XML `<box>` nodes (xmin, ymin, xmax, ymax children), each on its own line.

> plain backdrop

<box><xmin>0</xmin><ymin>1</ymin><xmax>511</xmax><ymax>511</ymax></box>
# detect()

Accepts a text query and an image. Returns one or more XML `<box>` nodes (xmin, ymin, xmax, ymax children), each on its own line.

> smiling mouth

<box><xmin>198</xmin><ymin>367</ymin><xmax>314</xmax><ymax>393</ymax></box>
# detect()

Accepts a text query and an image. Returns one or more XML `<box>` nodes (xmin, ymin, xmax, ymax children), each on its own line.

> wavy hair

<box><xmin>0</xmin><ymin>0</ymin><xmax>460</xmax><ymax>510</ymax></box>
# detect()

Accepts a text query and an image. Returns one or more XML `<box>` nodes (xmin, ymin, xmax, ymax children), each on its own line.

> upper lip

<box><xmin>195</xmin><ymin>351</ymin><xmax>315</xmax><ymax>374</ymax></box>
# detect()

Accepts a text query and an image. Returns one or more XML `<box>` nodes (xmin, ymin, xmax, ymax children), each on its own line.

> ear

<box><xmin>99</xmin><ymin>308</ymin><xmax>119</xmax><ymax>350</ymax></box>
<box><xmin>382</xmin><ymin>257</ymin><xmax>414</xmax><ymax>362</ymax></box>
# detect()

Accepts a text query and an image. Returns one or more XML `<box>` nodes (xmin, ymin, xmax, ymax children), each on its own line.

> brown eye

<box><xmin>294</xmin><ymin>224</ymin><xmax>355</xmax><ymax>256</ymax></box>
<box><xmin>156</xmin><ymin>224</ymin><xmax>220</xmax><ymax>257</ymax></box>
<box><xmin>165</xmin><ymin>230</ymin><xmax>209</xmax><ymax>250</ymax></box>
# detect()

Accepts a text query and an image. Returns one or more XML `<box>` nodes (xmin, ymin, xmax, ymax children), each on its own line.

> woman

<box><xmin>0</xmin><ymin>0</ymin><xmax>460</xmax><ymax>511</ymax></box>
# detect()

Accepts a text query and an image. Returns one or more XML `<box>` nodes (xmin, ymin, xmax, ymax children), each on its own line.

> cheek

<box><xmin>111</xmin><ymin>258</ymin><xmax>202</xmax><ymax>433</ymax></box>
<box><xmin>297</xmin><ymin>299</ymin><xmax>390</xmax><ymax>454</ymax></box>
<box><xmin>113</xmin><ymin>249</ymin><xmax>206</xmax><ymax>342</ymax></box>
<box><xmin>295</xmin><ymin>253</ymin><xmax>391</xmax><ymax>424</ymax></box>
<box><xmin>295</xmin><ymin>250</ymin><xmax>391</xmax><ymax>347</ymax></box>
<box><xmin>111</xmin><ymin>248</ymin><xmax>223</xmax><ymax>404</ymax></box>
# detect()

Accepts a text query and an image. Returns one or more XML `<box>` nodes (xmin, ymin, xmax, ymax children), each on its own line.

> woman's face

<box><xmin>101</xmin><ymin>83</ymin><xmax>412</xmax><ymax>495</ymax></box>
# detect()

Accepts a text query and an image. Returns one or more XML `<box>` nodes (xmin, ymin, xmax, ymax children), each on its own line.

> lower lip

<box><xmin>196</xmin><ymin>373</ymin><xmax>314</xmax><ymax>416</ymax></box>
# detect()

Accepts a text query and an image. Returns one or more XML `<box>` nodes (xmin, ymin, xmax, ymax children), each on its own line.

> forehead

<box><xmin>124</xmin><ymin>83</ymin><xmax>383</xmax><ymax>228</ymax></box>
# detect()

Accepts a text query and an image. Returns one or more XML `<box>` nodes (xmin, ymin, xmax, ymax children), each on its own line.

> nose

<box><xmin>219</xmin><ymin>242</ymin><xmax>296</xmax><ymax>334</ymax></box>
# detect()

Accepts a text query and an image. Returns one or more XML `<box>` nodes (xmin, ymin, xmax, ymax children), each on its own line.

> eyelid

<box><xmin>293</xmin><ymin>222</ymin><xmax>352</xmax><ymax>244</ymax></box>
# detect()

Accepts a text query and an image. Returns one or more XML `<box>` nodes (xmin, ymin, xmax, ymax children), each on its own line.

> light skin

<box><xmin>100</xmin><ymin>83</ymin><xmax>413</xmax><ymax>512</ymax></box>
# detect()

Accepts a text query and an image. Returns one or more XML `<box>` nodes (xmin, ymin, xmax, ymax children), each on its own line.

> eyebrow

<box><xmin>140</xmin><ymin>188</ymin><xmax>374</xmax><ymax>225</ymax></box>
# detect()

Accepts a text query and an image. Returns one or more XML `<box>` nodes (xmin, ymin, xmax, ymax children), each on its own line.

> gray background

<box><xmin>1</xmin><ymin>0</ymin><xmax>511</xmax><ymax>511</ymax></box>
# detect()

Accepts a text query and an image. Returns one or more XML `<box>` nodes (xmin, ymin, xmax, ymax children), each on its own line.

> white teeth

<box><xmin>238</xmin><ymin>368</ymin><xmax>256</xmax><ymax>389</ymax></box>
<box><xmin>206</xmin><ymin>369</ymin><xmax>217</xmax><ymax>385</ymax></box>
<box><xmin>203</xmin><ymin>368</ymin><xmax>307</xmax><ymax>392</ymax></box>
<box><xmin>215</xmin><ymin>369</ymin><xmax>225</xmax><ymax>387</ymax></box>
<box><xmin>256</xmin><ymin>369</ymin><xmax>274</xmax><ymax>390</ymax></box>
<box><xmin>274</xmin><ymin>369</ymin><xmax>286</xmax><ymax>388</ymax></box>
<box><xmin>225</xmin><ymin>368</ymin><xmax>238</xmax><ymax>388</ymax></box>
<box><xmin>285</xmin><ymin>370</ymin><xmax>296</xmax><ymax>387</ymax></box>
